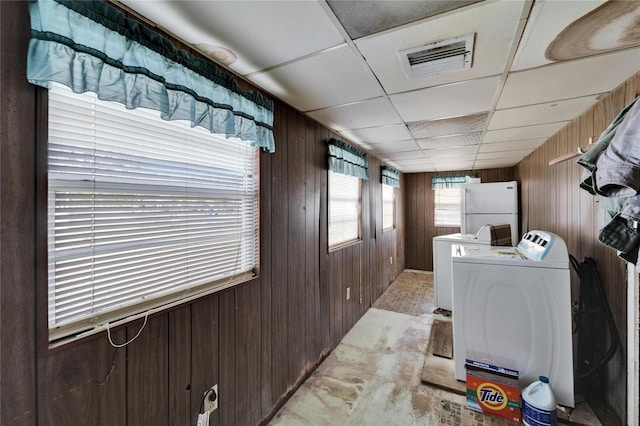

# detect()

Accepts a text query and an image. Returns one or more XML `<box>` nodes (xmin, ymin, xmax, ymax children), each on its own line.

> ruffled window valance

<box><xmin>431</xmin><ymin>173</ymin><xmax>477</xmax><ymax>190</ymax></box>
<box><xmin>27</xmin><ymin>0</ymin><xmax>275</xmax><ymax>153</ymax></box>
<box><xmin>328</xmin><ymin>138</ymin><xmax>368</xmax><ymax>180</ymax></box>
<box><xmin>381</xmin><ymin>166</ymin><xmax>400</xmax><ymax>188</ymax></box>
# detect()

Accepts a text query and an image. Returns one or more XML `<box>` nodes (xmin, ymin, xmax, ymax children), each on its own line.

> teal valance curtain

<box><xmin>381</xmin><ymin>166</ymin><xmax>400</xmax><ymax>188</ymax></box>
<box><xmin>328</xmin><ymin>138</ymin><xmax>368</xmax><ymax>180</ymax></box>
<box><xmin>27</xmin><ymin>0</ymin><xmax>275</xmax><ymax>153</ymax></box>
<box><xmin>431</xmin><ymin>173</ymin><xmax>477</xmax><ymax>190</ymax></box>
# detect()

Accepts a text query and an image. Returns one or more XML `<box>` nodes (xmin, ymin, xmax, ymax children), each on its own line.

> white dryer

<box><xmin>451</xmin><ymin>230</ymin><xmax>574</xmax><ymax>407</ymax></box>
<box><xmin>433</xmin><ymin>224</ymin><xmax>512</xmax><ymax>311</ymax></box>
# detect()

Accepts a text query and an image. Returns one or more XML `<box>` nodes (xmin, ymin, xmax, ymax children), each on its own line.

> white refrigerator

<box><xmin>460</xmin><ymin>181</ymin><xmax>519</xmax><ymax>246</ymax></box>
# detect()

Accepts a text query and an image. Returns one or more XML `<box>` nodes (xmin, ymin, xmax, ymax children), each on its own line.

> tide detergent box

<box><xmin>465</xmin><ymin>359</ymin><xmax>521</xmax><ymax>423</ymax></box>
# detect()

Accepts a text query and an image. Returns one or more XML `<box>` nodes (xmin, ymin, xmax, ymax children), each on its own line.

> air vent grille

<box><xmin>400</xmin><ymin>33</ymin><xmax>475</xmax><ymax>79</ymax></box>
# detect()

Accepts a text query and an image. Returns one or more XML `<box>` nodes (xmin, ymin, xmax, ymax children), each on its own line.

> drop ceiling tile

<box><xmin>402</xmin><ymin>165</ymin><xmax>438</xmax><ymax>173</ymax></box>
<box><xmin>390</xmin><ymin>77</ymin><xmax>500</xmax><ymax>122</ymax></box>
<box><xmin>393</xmin><ymin>157</ymin><xmax>433</xmax><ymax>166</ymax></box>
<box><xmin>121</xmin><ymin>0</ymin><xmax>344</xmax><ymax>75</ymax></box>
<box><xmin>511</xmin><ymin>1</ymin><xmax>640</xmax><ymax>72</ymax></box>
<box><xmin>355</xmin><ymin>1</ymin><xmax>525</xmax><ymax>94</ymax></box>
<box><xmin>479</xmin><ymin>139</ymin><xmax>547</xmax><ymax>152</ymax></box>
<box><xmin>418</xmin><ymin>133</ymin><xmax>482</xmax><ymax>150</ymax></box>
<box><xmin>327</xmin><ymin>0</ymin><xmax>482</xmax><ymax>39</ymax></box>
<box><xmin>427</xmin><ymin>152</ymin><xmax>477</xmax><ymax>162</ymax></box>
<box><xmin>433</xmin><ymin>161</ymin><xmax>475</xmax><ymax>171</ymax></box>
<box><xmin>370</xmin><ymin>140</ymin><xmax>420</xmax><ymax>154</ymax></box>
<box><xmin>307</xmin><ymin>98</ymin><xmax>402</xmax><ymax>131</ymax></box>
<box><xmin>477</xmin><ymin>149</ymin><xmax>533</xmax><ymax>160</ymax></box>
<box><xmin>511</xmin><ymin>0</ymin><xmax>607</xmax><ymax>71</ymax></box>
<box><xmin>249</xmin><ymin>45</ymin><xmax>382</xmax><ymax>112</ymax></box>
<box><xmin>408</xmin><ymin>112</ymin><xmax>488</xmax><ymax>139</ymax></box>
<box><xmin>474</xmin><ymin>159</ymin><xmax>522</xmax><ymax>168</ymax></box>
<box><xmin>392</xmin><ymin>157</ymin><xmax>430</xmax><ymax>166</ymax></box>
<box><xmin>483</xmin><ymin>123</ymin><xmax>567</xmax><ymax>143</ymax></box>
<box><xmin>381</xmin><ymin>150</ymin><xmax>426</xmax><ymax>161</ymax></box>
<box><xmin>339</xmin><ymin>124</ymin><xmax>413</xmax><ymax>145</ymax></box>
<box><xmin>383</xmin><ymin>160</ymin><xmax>402</xmax><ymax>169</ymax></box>
<box><xmin>500</xmin><ymin>49</ymin><xmax>640</xmax><ymax>109</ymax></box>
<box><xmin>489</xmin><ymin>95</ymin><xmax>600</xmax><ymax>130</ymax></box>
<box><xmin>423</xmin><ymin>146</ymin><xmax>478</xmax><ymax>158</ymax></box>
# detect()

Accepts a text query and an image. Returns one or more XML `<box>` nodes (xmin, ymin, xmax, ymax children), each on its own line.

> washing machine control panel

<box><xmin>518</xmin><ymin>230</ymin><xmax>556</xmax><ymax>261</ymax></box>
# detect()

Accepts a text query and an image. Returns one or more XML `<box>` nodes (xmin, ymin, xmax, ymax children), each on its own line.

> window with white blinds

<box><xmin>328</xmin><ymin>171</ymin><xmax>362</xmax><ymax>249</ymax></box>
<box><xmin>47</xmin><ymin>83</ymin><xmax>259</xmax><ymax>341</ymax></box>
<box><xmin>382</xmin><ymin>184</ymin><xmax>395</xmax><ymax>230</ymax></box>
<box><xmin>434</xmin><ymin>187</ymin><xmax>462</xmax><ymax>227</ymax></box>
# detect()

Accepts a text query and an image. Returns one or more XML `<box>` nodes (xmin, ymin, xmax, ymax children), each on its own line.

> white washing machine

<box><xmin>433</xmin><ymin>224</ymin><xmax>512</xmax><ymax>311</ymax></box>
<box><xmin>451</xmin><ymin>230</ymin><xmax>574</xmax><ymax>407</ymax></box>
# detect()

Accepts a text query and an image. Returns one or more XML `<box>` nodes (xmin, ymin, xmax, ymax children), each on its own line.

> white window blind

<box><xmin>434</xmin><ymin>187</ymin><xmax>461</xmax><ymax>227</ymax></box>
<box><xmin>47</xmin><ymin>83</ymin><xmax>259</xmax><ymax>341</ymax></box>
<box><xmin>328</xmin><ymin>171</ymin><xmax>361</xmax><ymax>248</ymax></box>
<box><xmin>382</xmin><ymin>184</ymin><xmax>395</xmax><ymax>230</ymax></box>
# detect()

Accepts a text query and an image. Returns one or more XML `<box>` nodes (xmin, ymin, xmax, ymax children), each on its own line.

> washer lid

<box><xmin>451</xmin><ymin>243</ymin><xmax>568</xmax><ymax>269</ymax></box>
<box><xmin>433</xmin><ymin>233</ymin><xmax>479</xmax><ymax>243</ymax></box>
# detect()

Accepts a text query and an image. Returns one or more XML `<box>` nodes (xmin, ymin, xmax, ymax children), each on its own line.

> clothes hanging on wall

<box><xmin>577</xmin><ymin>95</ymin><xmax>640</xmax><ymax>265</ymax></box>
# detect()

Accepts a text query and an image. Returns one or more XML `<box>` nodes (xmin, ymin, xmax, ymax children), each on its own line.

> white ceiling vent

<box><xmin>399</xmin><ymin>33</ymin><xmax>475</xmax><ymax>79</ymax></box>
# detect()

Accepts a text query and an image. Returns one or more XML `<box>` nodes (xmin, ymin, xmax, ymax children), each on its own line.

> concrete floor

<box><xmin>270</xmin><ymin>271</ymin><xmax>602</xmax><ymax>426</ymax></box>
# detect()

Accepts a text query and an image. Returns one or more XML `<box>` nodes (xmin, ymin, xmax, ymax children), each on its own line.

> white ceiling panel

<box><xmin>510</xmin><ymin>0</ymin><xmax>606</xmax><ymax>71</ymax></box>
<box><xmin>479</xmin><ymin>139</ymin><xmax>547</xmax><ymax>152</ymax></box>
<box><xmin>499</xmin><ymin>48</ymin><xmax>640</xmax><ymax>109</ymax></box>
<box><xmin>355</xmin><ymin>0</ymin><xmax>525</xmax><ymax>94</ymax></box>
<box><xmin>434</xmin><ymin>161</ymin><xmax>475</xmax><ymax>171</ymax></box>
<box><xmin>474</xmin><ymin>159</ymin><xmax>522</xmax><ymax>168</ymax></box>
<box><xmin>381</xmin><ymin>150</ymin><xmax>426</xmax><ymax>161</ymax></box>
<box><xmin>390</xmin><ymin>76</ymin><xmax>501</xmax><ymax>122</ymax></box>
<box><xmin>339</xmin><ymin>124</ymin><xmax>413</xmax><ymax>145</ymax></box>
<box><xmin>121</xmin><ymin>0</ymin><xmax>345</xmax><ymax>76</ymax></box>
<box><xmin>307</xmin><ymin>98</ymin><xmax>403</xmax><ymax>131</ymax></box>
<box><xmin>489</xmin><ymin>95</ymin><xmax>600</xmax><ymax>130</ymax></box>
<box><xmin>423</xmin><ymin>146</ymin><xmax>478</xmax><ymax>158</ymax></box>
<box><xmin>370</xmin><ymin>140</ymin><xmax>421</xmax><ymax>154</ymax></box>
<box><xmin>392</xmin><ymin>157</ymin><xmax>434</xmax><ymax>166</ymax></box>
<box><xmin>403</xmin><ymin>165</ymin><xmax>438</xmax><ymax>172</ymax></box>
<box><xmin>483</xmin><ymin>122</ymin><xmax>568</xmax><ymax>143</ymax></box>
<box><xmin>427</xmin><ymin>153</ymin><xmax>477</xmax><ymax>162</ymax></box>
<box><xmin>248</xmin><ymin>45</ymin><xmax>382</xmax><ymax>112</ymax></box>
<box><xmin>477</xmin><ymin>149</ymin><xmax>533</xmax><ymax>160</ymax></box>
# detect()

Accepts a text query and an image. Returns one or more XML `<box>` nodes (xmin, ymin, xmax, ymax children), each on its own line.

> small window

<box><xmin>382</xmin><ymin>184</ymin><xmax>395</xmax><ymax>230</ymax></box>
<box><xmin>46</xmin><ymin>83</ymin><xmax>259</xmax><ymax>341</ymax></box>
<box><xmin>434</xmin><ymin>187</ymin><xmax>461</xmax><ymax>227</ymax></box>
<box><xmin>328</xmin><ymin>171</ymin><xmax>362</xmax><ymax>249</ymax></box>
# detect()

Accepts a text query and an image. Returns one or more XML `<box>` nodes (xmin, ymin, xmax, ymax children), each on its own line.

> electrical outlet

<box><xmin>346</xmin><ymin>286</ymin><xmax>351</xmax><ymax>300</ymax></box>
<box><xmin>204</xmin><ymin>384</ymin><xmax>218</xmax><ymax>413</ymax></box>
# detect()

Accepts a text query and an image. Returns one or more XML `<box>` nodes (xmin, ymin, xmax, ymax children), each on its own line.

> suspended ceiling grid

<box><xmin>118</xmin><ymin>0</ymin><xmax>640</xmax><ymax>173</ymax></box>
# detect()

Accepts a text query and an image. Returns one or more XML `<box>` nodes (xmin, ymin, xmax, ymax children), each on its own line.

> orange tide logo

<box><xmin>476</xmin><ymin>382</ymin><xmax>509</xmax><ymax>411</ymax></box>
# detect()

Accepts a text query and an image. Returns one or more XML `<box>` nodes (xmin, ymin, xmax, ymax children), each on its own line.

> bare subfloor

<box><xmin>270</xmin><ymin>270</ymin><xmax>602</xmax><ymax>426</ymax></box>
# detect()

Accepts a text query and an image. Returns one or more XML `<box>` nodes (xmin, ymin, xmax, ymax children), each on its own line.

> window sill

<box><xmin>328</xmin><ymin>238</ymin><xmax>362</xmax><ymax>253</ymax></box>
<box><xmin>42</xmin><ymin>274</ymin><xmax>260</xmax><ymax>355</ymax></box>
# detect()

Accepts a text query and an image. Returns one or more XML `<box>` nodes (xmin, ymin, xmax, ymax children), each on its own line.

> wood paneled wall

<box><xmin>403</xmin><ymin>168</ymin><xmax>515</xmax><ymax>271</ymax></box>
<box><xmin>0</xmin><ymin>3</ymin><xmax>404</xmax><ymax>425</ymax></box>
<box><xmin>516</xmin><ymin>71</ymin><xmax>640</xmax><ymax>424</ymax></box>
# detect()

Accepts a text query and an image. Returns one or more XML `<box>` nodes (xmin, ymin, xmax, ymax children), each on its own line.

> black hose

<box><xmin>569</xmin><ymin>254</ymin><xmax>620</xmax><ymax>379</ymax></box>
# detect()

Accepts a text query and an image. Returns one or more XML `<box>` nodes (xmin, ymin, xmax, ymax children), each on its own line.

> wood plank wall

<box><xmin>403</xmin><ymin>168</ymin><xmax>515</xmax><ymax>271</ymax></box>
<box><xmin>0</xmin><ymin>2</ymin><xmax>404</xmax><ymax>425</ymax></box>
<box><xmin>516</xmin><ymin>71</ymin><xmax>640</xmax><ymax>424</ymax></box>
